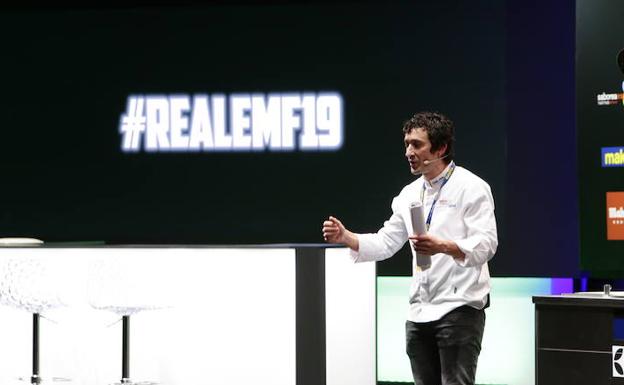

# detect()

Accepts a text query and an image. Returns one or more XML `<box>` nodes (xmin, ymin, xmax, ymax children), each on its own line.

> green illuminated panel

<box><xmin>377</xmin><ymin>277</ymin><xmax>568</xmax><ymax>385</ymax></box>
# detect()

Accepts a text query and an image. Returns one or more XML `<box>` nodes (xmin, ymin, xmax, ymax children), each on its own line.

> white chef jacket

<box><xmin>350</xmin><ymin>162</ymin><xmax>498</xmax><ymax>322</ymax></box>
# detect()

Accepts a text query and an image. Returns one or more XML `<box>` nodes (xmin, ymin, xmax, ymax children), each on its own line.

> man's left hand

<box><xmin>409</xmin><ymin>234</ymin><xmax>466</xmax><ymax>261</ymax></box>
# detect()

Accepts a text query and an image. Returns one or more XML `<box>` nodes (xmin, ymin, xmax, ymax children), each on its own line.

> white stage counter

<box><xmin>0</xmin><ymin>246</ymin><xmax>375</xmax><ymax>385</ymax></box>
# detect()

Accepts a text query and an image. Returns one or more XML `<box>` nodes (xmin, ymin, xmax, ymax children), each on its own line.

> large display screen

<box><xmin>577</xmin><ymin>0</ymin><xmax>624</xmax><ymax>277</ymax></box>
<box><xmin>0</xmin><ymin>2</ymin><xmax>506</xmax><ymax>245</ymax></box>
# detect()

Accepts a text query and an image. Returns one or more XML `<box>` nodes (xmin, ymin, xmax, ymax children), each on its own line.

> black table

<box><xmin>533</xmin><ymin>294</ymin><xmax>624</xmax><ymax>385</ymax></box>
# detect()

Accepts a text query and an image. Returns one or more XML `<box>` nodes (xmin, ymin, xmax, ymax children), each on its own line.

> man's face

<box><xmin>404</xmin><ymin>128</ymin><xmax>441</xmax><ymax>175</ymax></box>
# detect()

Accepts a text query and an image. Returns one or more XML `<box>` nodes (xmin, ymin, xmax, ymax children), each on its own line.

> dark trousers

<box><xmin>405</xmin><ymin>306</ymin><xmax>485</xmax><ymax>385</ymax></box>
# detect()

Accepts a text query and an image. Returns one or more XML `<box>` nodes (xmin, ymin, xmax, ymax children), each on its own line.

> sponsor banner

<box><xmin>614</xmin><ymin>345</ymin><xmax>624</xmax><ymax>377</ymax></box>
<box><xmin>607</xmin><ymin>192</ymin><xmax>624</xmax><ymax>240</ymax></box>
<box><xmin>602</xmin><ymin>147</ymin><xmax>624</xmax><ymax>167</ymax></box>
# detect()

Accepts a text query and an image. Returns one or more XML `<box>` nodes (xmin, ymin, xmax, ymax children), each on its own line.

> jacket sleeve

<box><xmin>349</xmin><ymin>196</ymin><xmax>409</xmax><ymax>263</ymax></box>
<box><xmin>453</xmin><ymin>182</ymin><xmax>498</xmax><ymax>268</ymax></box>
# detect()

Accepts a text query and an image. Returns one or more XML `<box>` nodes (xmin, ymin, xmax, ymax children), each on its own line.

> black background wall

<box><xmin>0</xmin><ymin>0</ymin><xmax>579</xmax><ymax>278</ymax></box>
<box><xmin>576</xmin><ymin>0</ymin><xmax>624</xmax><ymax>278</ymax></box>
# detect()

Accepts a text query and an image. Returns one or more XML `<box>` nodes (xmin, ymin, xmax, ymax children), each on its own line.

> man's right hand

<box><xmin>322</xmin><ymin>216</ymin><xmax>359</xmax><ymax>251</ymax></box>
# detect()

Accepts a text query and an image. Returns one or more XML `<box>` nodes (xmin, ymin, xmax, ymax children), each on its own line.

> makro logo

<box><xmin>119</xmin><ymin>92</ymin><xmax>343</xmax><ymax>152</ymax></box>
<box><xmin>602</xmin><ymin>147</ymin><xmax>624</xmax><ymax>167</ymax></box>
<box><xmin>607</xmin><ymin>192</ymin><xmax>624</xmax><ymax>240</ymax></box>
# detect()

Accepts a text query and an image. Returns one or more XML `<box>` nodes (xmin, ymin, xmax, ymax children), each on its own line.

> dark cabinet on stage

<box><xmin>533</xmin><ymin>295</ymin><xmax>624</xmax><ymax>385</ymax></box>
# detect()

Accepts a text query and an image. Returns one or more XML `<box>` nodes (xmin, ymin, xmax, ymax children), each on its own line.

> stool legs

<box><xmin>31</xmin><ymin>313</ymin><xmax>40</xmax><ymax>384</ymax></box>
<box><xmin>122</xmin><ymin>315</ymin><xmax>130</xmax><ymax>384</ymax></box>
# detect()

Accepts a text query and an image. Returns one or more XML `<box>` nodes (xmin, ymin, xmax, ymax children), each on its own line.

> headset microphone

<box><xmin>422</xmin><ymin>154</ymin><xmax>449</xmax><ymax>166</ymax></box>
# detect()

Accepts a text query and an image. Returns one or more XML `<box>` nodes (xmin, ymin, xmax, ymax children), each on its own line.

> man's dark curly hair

<box><xmin>402</xmin><ymin>111</ymin><xmax>455</xmax><ymax>163</ymax></box>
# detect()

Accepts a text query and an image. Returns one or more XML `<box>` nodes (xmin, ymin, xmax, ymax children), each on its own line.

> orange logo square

<box><xmin>607</xmin><ymin>192</ymin><xmax>624</xmax><ymax>240</ymax></box>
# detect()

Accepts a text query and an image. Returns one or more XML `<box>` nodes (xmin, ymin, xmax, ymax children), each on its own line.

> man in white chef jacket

<box><xmin>322</xmin><ymin>111</ymin><xmax>498</xmax><ymax>385</ymax></box>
